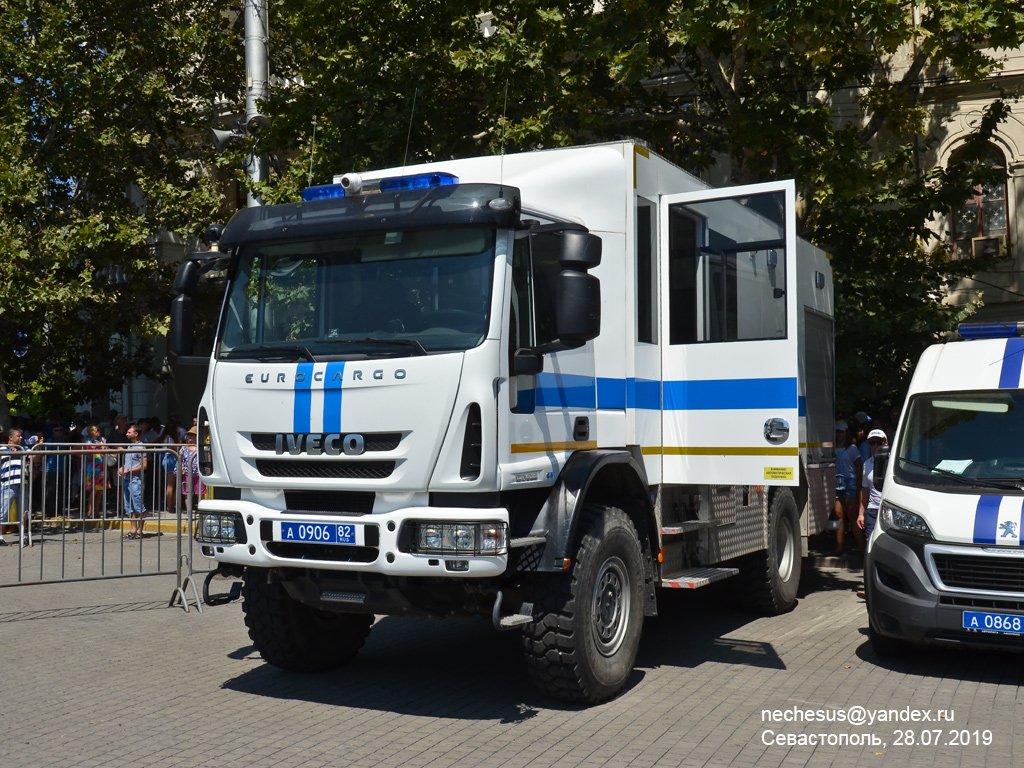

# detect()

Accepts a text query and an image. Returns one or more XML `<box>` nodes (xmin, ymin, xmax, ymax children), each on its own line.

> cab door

<box><xmin>659</xmin><ymin>180</ymin><xmax>800</xmax><ymax>486</ymax></box>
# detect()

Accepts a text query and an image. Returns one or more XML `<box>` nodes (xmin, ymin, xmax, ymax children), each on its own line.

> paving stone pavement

<box><xmin>0</xmin><ymin>559</ymin><xmax>1018</xmax><ymax>768</ymax></box>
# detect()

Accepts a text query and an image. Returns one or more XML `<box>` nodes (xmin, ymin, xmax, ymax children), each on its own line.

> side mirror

<box><xmin>873</xmin><ymin>446</ymin><xmax>889</xmax><ymax>491</ymax></box>
<box><xmin>174</xmin><ymin>258</ymin><xmax>203</xmax><ymax>295</ymax></box>
<box><xmin>170</xmin><ymin>294</ymin><xmax>194</xmax><ymax>357</ymax></box>
<box><xmin>557</xmin><ymin>271</ymin><xmax>600</xmax><ymax>343</ymax></box>
<box><xmin>559</xmin><ymin>231</ymin><xmax>602</xmax><ymax>270</ymax></box>
<box><xmin>513</xmin><ymin>348</ymin><xmax>543</xmax><ymax>376</ymax></box>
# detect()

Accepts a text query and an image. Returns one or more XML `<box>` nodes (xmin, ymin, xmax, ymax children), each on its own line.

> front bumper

<box><xmin>865</xmin><ymin>532</ymin><xmax>1024</xmax><ymax>651</ymax></box>
<box><xmin>196</xmin><ymin>499</ymin><xmax>509</xmax><ymax>578</ymax></box>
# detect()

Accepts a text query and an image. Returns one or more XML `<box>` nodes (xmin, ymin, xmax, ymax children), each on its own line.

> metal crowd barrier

<box><xmin>0</xmin><ymin>443</ymin><xmax>206</xmax><ymax>610</ymax></box>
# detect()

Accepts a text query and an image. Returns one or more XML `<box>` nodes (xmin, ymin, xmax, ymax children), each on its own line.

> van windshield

<box><xmin>216</xmin><ymin>227</ymin><xmax>496</xmax><ymax>361</ymax></box>
<box><xmin>895</xmin><ymin>391</ymin><xmax>1024</xmax><ymax>492</ymax></box>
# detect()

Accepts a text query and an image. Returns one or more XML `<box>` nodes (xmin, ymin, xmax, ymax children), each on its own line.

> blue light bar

<box><xmin>302</xmin><ymin>184</ymin><xmax>346</xmax><ymax>201</ymax></box>
<box><xmin>958</xmin><ymin>322</ymin><xmax>1024</xmax><ymax>340</ymax></box>
<box><xmin>378</xmin><ymin>172</ymin><xmax>458</xmax><ymax>193</ymax></box>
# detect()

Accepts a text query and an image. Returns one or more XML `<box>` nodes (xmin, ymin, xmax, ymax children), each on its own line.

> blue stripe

<box><xmin>597</xmin><ymin>378</ymin><xmax>626</xmax><ymax>410</ymax></box>
<box><xmin>630</xmin><ymin>378</ymin><xmax>662</xmax><ymax>410</ymax></box>
<box><xmin>998</xmin><ymin>338</ymin><xmax>1024</xmax><ymax>389</ymax></box>
<box><xmin>663</xmin><ymin>377</ymin><xmax>798</xmax><ymax>411</ymax></box>
<box><xmin>973</xmin><ymin>496</ymin><xmax>1002</xmax><ymax>545</ymax></box>
<box><xmin>535</xmin><ymin>373</ymin><xmax>596</xmax><ymax>409</ymax></box>
<box><xmin>323</xmin><ymin>362</ymin><xmax>345</xmax><ymax>433</ymax></box>
<box><xmin>293</xmin><ymin>363</ymin><xmax>314</xmax><ymax>432</ymax></box>
<box><xmin>798</xmin><ymin>396</ymin><xmax>807</xmax><ymax>417</ymax></box>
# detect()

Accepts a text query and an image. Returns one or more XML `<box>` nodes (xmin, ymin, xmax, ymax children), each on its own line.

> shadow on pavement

<box><xmin>220</xmin><ymin>556</ymin><xmax>865</xmax><ymax>716</ymax></box>
<box><xmin>0</xmin><ymin>600</ymin><xmax>169</xmax><ymax>621</ymax></box>
<box><xmin>221</xmin><ymin>615</ymin><xmax>583</xmax><ymax>721</ymax></box>
<box><xmin>853</xmin><ymin>630</ymin><xmax>1022</xmax><ymax>685</ymax></box>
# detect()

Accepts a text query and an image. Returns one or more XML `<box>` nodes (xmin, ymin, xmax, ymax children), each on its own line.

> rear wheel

<box><xmin>242</xmin><ymin>568</ymin><xmax>372</xmax><ymax>672</ymax></box>
<box><xmin>522</xmin><ymin>505</ymin><xmax>644</xmax><ymax>704</ymax></box>
<box><xmin>736</xmin><ymin>488</ymin><xmax>801</xmax><ymax>614</ymax></box>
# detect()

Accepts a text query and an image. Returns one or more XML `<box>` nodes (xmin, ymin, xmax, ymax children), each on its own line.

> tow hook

<box><xmin>203</xmin><ymin>565</ymin><xmax>244</xmax><ymax>606</ymax></box>
<box><xmin>491</xmin><ymin>590</ymin><xmax>534</xmax><ymax>631</ymax></box>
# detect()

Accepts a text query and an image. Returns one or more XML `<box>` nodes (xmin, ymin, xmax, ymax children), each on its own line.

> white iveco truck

<box><xmin>171</xmin><ymin>142</ymin><xmax>835</xmax><ymax>703</ymax></box>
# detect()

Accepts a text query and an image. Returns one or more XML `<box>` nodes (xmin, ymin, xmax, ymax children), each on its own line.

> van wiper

<box><xmin>898</xmin><ymin>457</ymin><xmax>1024</xmax><ymax>491</ymax></box>
<box><xmin>225</xmin><ymin>344</ymin><xmax>317</xmax><ymax>362</ymax></box>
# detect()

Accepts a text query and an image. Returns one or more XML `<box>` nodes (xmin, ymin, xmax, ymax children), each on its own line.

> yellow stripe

<box><xmin>511</xmin><ymin>441</ymin><xmax>598</xmax><ymax>454</ymax></box>
<box><xmin>644</xmin><ymin>446</ymin><xmax>799</xmax><ymax>457</ymax></box>
<box><xmin>633</xmin><ymin>144</ymin><xmax>649</xmax><ymax>189</ymax></box>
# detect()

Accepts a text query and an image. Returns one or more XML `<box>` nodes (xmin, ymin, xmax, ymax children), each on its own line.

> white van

<box><xmin>865</xmin><ymin>322</ymin><xmax>1024</xmax><ymax>654</ymax></box>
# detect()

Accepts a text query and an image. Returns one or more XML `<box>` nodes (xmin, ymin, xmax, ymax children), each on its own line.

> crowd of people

<box><xmin>0</xmin><ymin>410</ymin><xmax>206</xmax><ymax>547</ymax></box>
<box><xmin>832</xmin><ymin>409</ymin><xmax>898</xmax><ymax>559</ymax></box>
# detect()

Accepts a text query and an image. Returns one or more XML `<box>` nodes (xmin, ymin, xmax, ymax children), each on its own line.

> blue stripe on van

<box><xmin>999</xmin><ymin>338</ymin><xmax>1024</xmax><ymax>389</ymax></box>
<box><xmin>972</xmin><ymin>495</ymin><xmax>1002</xmax><ymax>545</ymax></box>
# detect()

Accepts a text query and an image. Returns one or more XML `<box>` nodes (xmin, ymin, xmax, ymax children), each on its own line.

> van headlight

<box><xmin>879</xmin><ymin>502</ymin><xmax>932</xmax><ymax>538</ymax></box>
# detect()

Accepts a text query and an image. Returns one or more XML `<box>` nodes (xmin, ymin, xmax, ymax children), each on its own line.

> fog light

<box><xmin>480</xmin><ymin>524</ymin><xmax>506</xmax><ymax>552</ymax></box>
<box><xmin>420</xmin><ymin>524</ymin><xmax>443</xmax><ymax>550</ymax></box>
<box><xmin>196</xmin><ymin>512</ymin><xmax>246</xmax><ymax>544</ymax></box>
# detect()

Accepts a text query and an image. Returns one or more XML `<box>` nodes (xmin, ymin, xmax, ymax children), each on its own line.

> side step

<box><xmin>661</xmin><ymin>520</ymin><xmax>726</xmax><ymax>535</ymax></box>
<box><xmin>660</xmin><ymin>567</ymin><xmax>739</xmax><ymax>589</ymax></box>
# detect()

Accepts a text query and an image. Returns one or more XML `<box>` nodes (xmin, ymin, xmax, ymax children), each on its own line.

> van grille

<box><xmin>933</xmin><ymin>554</ymin><xmax>1024</xmax><ymax>593</ymax></box>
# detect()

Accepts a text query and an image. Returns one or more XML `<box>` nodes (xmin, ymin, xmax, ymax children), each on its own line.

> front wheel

<box><xmin>522</xmin><ymin>505</ymin><xmax>645</xmax><ymax>704</ymax></box>
<box><xmin>242</xmin><ymin>568</ymin><xmax>373</xmax><ymax>672</ymax></box>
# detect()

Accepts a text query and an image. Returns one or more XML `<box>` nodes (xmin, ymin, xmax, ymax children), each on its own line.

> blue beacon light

<box><xmin>957</xmin><ymin>322</ymin><xmax>1024</xmax><ymax>340</ymax></box>
<box><xmin>302</xmin><ymin>172</ymin><xmax>459</xmax><ymax>201</ymax></box>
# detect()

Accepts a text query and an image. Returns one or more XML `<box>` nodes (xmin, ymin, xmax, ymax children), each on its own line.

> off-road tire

<box><xmin>521</xmin><ymin>505</ymin><xmax>644</xmax><ymax>704</ymax></box>
<box><xmin>736</xmin><ymin>488</ymin><xmax>801</xmax><ymax>615</ymax></box>
<box><xmin>242</xmin><ymin>568</ymin><xmax>372</xmax><ymax>672</ymax></box>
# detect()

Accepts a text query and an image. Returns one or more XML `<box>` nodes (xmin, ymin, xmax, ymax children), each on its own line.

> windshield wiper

<box><xmin>318</xmin><ymin>337</ymin><xmax>428</xmax><ymax>356</ymax></box>
<box><xmin>898</xmin><ymin>457</ymin><xmax>1024</xmax><ymax>491</ymax></box>
<box><xmin>225</xmin><ymin>344</ymin><xmax>316</xmax><ymax>362</ymax></box>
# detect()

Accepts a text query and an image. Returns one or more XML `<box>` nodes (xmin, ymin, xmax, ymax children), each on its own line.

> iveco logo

<box><xmin>275</xmin><ymin>433</ymin><xmax>365</xmax><ymax>456</ymax></box>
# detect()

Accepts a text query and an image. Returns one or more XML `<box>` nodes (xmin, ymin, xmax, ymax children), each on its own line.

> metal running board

<box><xmin>660</xmin><ymin>567</ymin><xmax>739</xmax><ymax>589</ymax></box>
<box><xmin>510</xmin><ymin>536</ymin><xmax>546</xmax><ymax>548</ymax></box>
<box><xmin>661</xmin><ymin>521</ymin><xmax>719</xmax><ymax>535</ymax></box>
<box><xmin>496</xmin><ymin>601</ymin><xmax>534</xmax><ymax>629</ymax></box>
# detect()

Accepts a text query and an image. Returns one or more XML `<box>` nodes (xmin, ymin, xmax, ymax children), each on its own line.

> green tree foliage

<box><xmin>0</xmin><ymin>0</ymin><xmax>238</xmax><ymax>426</ymax></box>
<box><xmin>257</xmin><ymin>0</ymin><xmax>1023</xmax><ymax>411</ymax></box>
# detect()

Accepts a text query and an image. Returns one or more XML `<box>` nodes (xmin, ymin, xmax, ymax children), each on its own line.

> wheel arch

<box><xmin>531</xmin><ymin>447</ymin><xmax>656</xmax><ymax>574</ymax></box>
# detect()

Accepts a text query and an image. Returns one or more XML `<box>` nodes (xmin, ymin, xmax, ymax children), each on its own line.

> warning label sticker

<box><xmin>763</xmin><ymin>466</ymin><xmax>795</xmax><ymax>481</ymax></box>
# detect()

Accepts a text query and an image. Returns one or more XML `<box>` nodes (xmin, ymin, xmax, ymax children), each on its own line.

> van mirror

<box><xmin>559</xmin><ymin>230</ymin><xmax>602</xmax><ymax>270</ymax></box>
<box><xmin>873</xmin><ymin>446</ymin><xmax>889</xmax><ymax>491</ymax></box>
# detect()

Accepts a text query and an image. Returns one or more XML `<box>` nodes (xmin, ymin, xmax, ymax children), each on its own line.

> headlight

<box><xmin>196</xmin><ymin>512</ymin><xmax>247</xmax><ymax>544</ymax></box>
<box><xmin>409</xmin><ymin>521</ymin><xmax>507</xmax><ymax>556</ymax></box>
<box><xmin>879</xmin><ymin>502</ymin><xmax>932</xmax><ymax>538</ymax></box>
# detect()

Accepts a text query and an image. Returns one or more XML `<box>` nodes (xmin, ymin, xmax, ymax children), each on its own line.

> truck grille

<box><xmin>933</xmin><ymin>553</ymin><xmax>1024</xmax><ymax>594</ymax></box>
<box><xmin>255</xmin><ymin>460</ymin><xmax>395</xmax><ymax>479</ymax></box>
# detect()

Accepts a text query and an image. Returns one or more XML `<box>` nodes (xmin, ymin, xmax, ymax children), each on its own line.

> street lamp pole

<box><xmin>244</xmin><ymin>0</ymin><xmax>269</xmax><ymax>207</ymax></box>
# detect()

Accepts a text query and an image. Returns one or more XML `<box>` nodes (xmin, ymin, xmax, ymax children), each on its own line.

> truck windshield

<box><xmin>895</xmin><ymin>391</ymin><xmax>1024</xmax><ymax>492</ymax></box>
<box><xmin>216</xmin><ymin>227</ymin><xmax>496</xmax><ymax>360</ymax></box>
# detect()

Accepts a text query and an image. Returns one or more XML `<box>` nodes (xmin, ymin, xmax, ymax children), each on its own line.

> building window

<box><xmin>952</xmin><ymin>145</ymin><xmax>1008</xmax><ymax>259</ymax></box>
